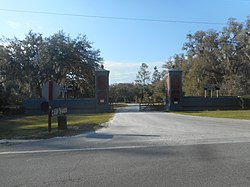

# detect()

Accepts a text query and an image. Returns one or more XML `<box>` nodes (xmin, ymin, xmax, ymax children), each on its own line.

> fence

<box><xmin>181</xmin><ymin>96</ymin><xmax>241</xmax><ymax>111</ymax></box>
<box><xmin>24</xmin><ymin>98</ymin><xmax>110</xmax><ymax>115</ymax></box>
<box><xmin>139</xmin><ymin>102</ymin><xmax>165</xmax><ymax>111</ymax></box>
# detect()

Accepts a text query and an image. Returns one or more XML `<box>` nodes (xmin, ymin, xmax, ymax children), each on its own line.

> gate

<box><xmin>139</xmin><ymin>102</ymin><xmax>165</xmax><ymax>111</ymax></box>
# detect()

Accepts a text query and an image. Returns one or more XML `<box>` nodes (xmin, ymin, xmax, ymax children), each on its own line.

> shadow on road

<box><xmin>85</xmin><ymin>132</ymin><xmax>160</xmax><ymax>139</ymax></box>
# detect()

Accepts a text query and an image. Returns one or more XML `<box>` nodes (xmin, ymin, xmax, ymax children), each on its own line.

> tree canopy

<box><xmin>164</xmin><ymin>17</ymin><xmax>250</xmax><ymax>96</ymax></box>
<box><xmin>0</xmin><ymin>31</ymin><xmax>103</xmax><ymax>105</ymax></box>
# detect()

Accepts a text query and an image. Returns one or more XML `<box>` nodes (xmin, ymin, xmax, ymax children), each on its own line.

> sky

<box><xmin>0</xmin><ymin>0</ymin><xmax>249</xmax><ymax>84</ymax></box>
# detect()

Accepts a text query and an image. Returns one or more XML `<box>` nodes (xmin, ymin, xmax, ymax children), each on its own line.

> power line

<box><xmin>0</xmin><ymin>8</ymin><xmax>227</xmax><ymax>26</ymax></box>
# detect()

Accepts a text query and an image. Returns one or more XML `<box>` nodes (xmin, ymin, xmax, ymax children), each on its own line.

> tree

<box><xmin>135</xmin><ymin>63</ymin><xmax>151</xmax><ymax>101</ymax></box>
<box><xmin>151</xmin><ymin>79</ymin><xmax>165</xmax><ymax>102</ymax></box>
<box><xmin>218</xmin><ymin>18</ymin><xmax>250</xmax><ymax>95</ymax></box>
<box><xmin>151</xmin><ymin>66</ymin><xmax>161</xmax><ymax>83</ymax></box>
<box><xmin>39</xmin><ymin>31</ymin><xmax>102</xmax><ymax>98</ymax></box>
<box><xmin>179</xmin><ymin>17</ymin><xmax>250</xmax><ymax>96</ymax></box>
<box><xmin>109</xmin><ymin>83</ymin><xmax>140</xmax><ymax>103</ymax></box>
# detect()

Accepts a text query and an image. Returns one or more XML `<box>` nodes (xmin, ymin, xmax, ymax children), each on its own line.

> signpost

<box><xmin>42</xmin><ymin>81</ymin><xmax>61</xmax><ymax>133</ymax></box>
<box><xmin>42</xmin><ymin>81</ymin><xmax>70</xmax><ymax>132</ymax></box>
<box><xmin>52</xmin><ymin>107</ymin><xmax>68</xmax><ymax>130</ymax></box>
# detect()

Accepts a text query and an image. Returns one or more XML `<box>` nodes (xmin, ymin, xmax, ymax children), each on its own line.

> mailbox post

<box><xmin>48</xmin><ymin>81</ymin><xmax>53</xmax><ymax>133</ymax></box>
<box><xmin>51</xmin><ymin>107</ymin><xmax>67</xmax><ymax>130</ymax></box>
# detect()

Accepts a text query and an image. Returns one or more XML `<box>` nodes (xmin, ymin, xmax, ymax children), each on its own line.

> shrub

<box><xmin>239</xmin><ymin>96</ymin><xmax>250</xmax><ymax>109</ymax></box>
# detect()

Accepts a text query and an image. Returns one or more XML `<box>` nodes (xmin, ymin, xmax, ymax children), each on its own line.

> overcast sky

<box><xmin>0</xmin><ymin>0</ymin><xmax>249</xmax><ymax>83</ymax></box>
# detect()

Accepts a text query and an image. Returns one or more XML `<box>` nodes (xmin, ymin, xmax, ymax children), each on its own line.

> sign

<box><xmin>42</xmin><ymin>81</ymin><xmax>61</xmax><ymax>101</ymax></box>
<box><xmin>204</xmin><ymin>86</ymin><xmax>220</xmax><ymax>91</ymax></box>
<box><xmin>52</xmin><ymin>107</ymin><xmax>67</xmax><ymax>116</ymax></box>
<box><xmin>41</xmin><ymin>81</ymin><xmax>61</xmax><ymax>133</ymax></box>
<box><xmin>60</xmin><ymin>85</ymin><xmax>73</xmax><ymax>92</ymax></box>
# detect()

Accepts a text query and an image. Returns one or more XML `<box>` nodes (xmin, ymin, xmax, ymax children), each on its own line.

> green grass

<box><xmin>174</xmin><ymin>110</ymin><xmax>250</xmax><ymax>120</ymax></box>
<box><xmin>0</xmin><ymin>113</ymin><xmax>113</xmax><ymax>140</ymax></box>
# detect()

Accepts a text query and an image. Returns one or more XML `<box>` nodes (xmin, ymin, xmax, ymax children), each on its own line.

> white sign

<box><xmin>42</xmin><ymin>81</ymin><xmax>61</xmax><ymax>101</ymax></box>
<box><xmin>52</xmin><ymin>107</ymin><xmax>67</xmax><ymax>116</ymax></box>
<box><xmin>59</xmin><ymin>85</ymin><xmax>73</xmax><ymax>94</ymax></box>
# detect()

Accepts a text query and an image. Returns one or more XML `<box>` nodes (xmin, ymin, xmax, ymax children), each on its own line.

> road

<box><xmin>1</xmin><ymin>104</ymin><xmax>250</xmax><ymax>186</ymax></box>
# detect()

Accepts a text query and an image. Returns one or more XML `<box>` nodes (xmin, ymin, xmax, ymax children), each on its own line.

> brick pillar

<box><xmin>165</xmin><ymin>70</ymin><xmax>183</xmax><ymax>111</ymax></box>
<box><xmin>95</xmin><ymin>68</ymin><xmax>110</xmax><ymax>112</ymax></box>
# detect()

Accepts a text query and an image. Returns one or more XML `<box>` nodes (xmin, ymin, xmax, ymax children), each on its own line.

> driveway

<box><xmin>96</xmin><ymin>104</ymin><xmax>250</xmax><ymax>146</ymax></box>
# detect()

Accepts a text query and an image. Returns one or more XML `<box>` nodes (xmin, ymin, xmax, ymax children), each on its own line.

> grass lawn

<box><xmin>0</xmin><ymin>113</ymin><xmax>113</xmax><ymax>140</ymax></box>
<box><xmin>174</xmin><ymin>110</ymin><xmax>250</xmax><ymax>120</ymax></box>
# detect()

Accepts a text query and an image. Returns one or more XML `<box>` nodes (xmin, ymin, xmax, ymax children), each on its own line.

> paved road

<box><xmin>1</xmin><ymin>104</ymin><xmax>250</xmax><ymax>186</ymax></box>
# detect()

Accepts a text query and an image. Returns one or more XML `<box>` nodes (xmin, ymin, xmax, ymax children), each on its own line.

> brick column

<box><xmin>95</xmin><ymin>68</ymin><xmax>110</xmax><ymax>112</ymax></box>
<box><xmin>165</xmin><ymin>70</ymin><xmax>183</xmax><ymax>111</ymax></box>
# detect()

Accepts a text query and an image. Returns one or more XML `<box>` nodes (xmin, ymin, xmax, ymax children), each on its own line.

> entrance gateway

<box><xmin>24</xmin><ymin>67</ymin><xmax>110</xmax><ymax>115</ymax></box>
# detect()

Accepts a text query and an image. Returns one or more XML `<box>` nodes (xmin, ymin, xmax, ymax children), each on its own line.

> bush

<box><xmin>240</xmin><ymin>96</ymin><xmax>250</xmax><ymax>109</ymax></box>
<box><xmin>1</xmin><ymin>105</ymin><xmax>24</xmax><ymax>116</ymax></box>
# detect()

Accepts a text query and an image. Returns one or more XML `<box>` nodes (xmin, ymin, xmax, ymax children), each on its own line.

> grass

<box><xmin>174</xmin><ymin>110</ymin><xmax>250</xmax><ymax>120</ymax></box>
<box><xmin>0</xmin><ymin>113</ymin><xmax>113</xmax><ymax>140</ymax></box>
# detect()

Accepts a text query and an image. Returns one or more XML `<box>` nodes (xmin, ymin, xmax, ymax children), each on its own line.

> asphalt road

<box><xmin>1</xmin><ymin>104</ymin><xmax>250</xmax><ymax>186</ymax></box>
